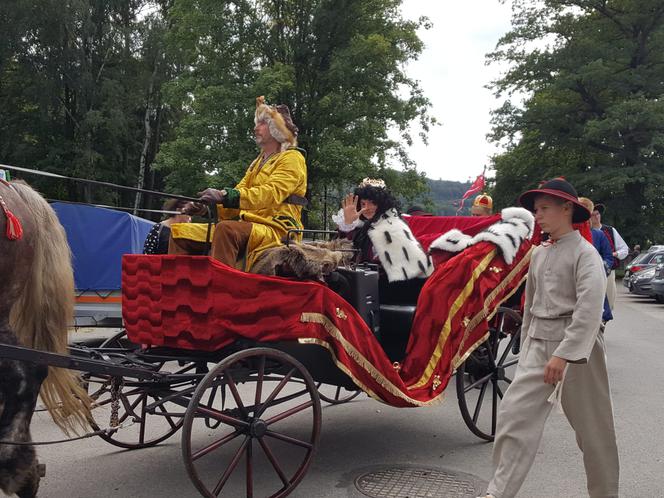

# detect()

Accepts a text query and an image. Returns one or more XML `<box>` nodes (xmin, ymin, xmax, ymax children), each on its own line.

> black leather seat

<box><xmin>378</xmin><ymin>304</ymin><xmax>417</xmax><ymax>362</ymax></box>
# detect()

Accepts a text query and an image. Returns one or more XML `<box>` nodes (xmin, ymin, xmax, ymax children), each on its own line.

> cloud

<box><xmin>397</xmin><ymin>1</ymin><xmax>513</xmax><ymax>182</ymax></box>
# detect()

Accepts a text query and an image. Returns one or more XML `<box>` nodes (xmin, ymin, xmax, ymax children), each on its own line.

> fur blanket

<box><xmin>251</xmin><ymin>239</ymin><xmax>355</xmax><ymax>280</ymax></box>
<box><xmin>429</xmin><ymin>207</ymin><xmax>534</xmax><ymax>265</ymax></box>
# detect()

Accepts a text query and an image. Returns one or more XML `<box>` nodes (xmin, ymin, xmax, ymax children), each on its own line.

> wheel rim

<box><xmin>182</xmin><ymin>348</ymin><xmax>321</xmax><ymax>498</ymax></box>
<box><xmin>456</xmin><ymin>307</ymin><xmax>521</xmax><ymax>442</ymax></box>
<box><xmin>85</xmin><ymin>331</ymin><xmax>197</xmax><ymax>449</ymax></box>
<box><xmin>315</xmin><ymin>382</ymin><xmax>361</xmax><ymax>405</ymax></box>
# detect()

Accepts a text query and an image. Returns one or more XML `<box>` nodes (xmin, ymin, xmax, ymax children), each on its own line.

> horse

<box><xmin>0</xmin><ymin>179</ymin><xmax>91</xmax><ymax>497</ymax></box>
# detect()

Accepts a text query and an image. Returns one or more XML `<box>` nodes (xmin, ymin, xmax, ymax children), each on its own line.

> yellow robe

<box><xmin>171</xmin><ymin>149</ymin><xmax>307</xmax><ymax>270</ymax></box>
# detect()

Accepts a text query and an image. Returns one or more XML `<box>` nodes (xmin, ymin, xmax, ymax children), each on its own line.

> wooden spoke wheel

<box><xmin>85</xmin><ymin>330</ymin><xmax>200</xmax><ymax>449</ymax></box>
<box><xmin>456</xmin><ymin>307</ymin><xmax>521</xmax><ymax>442</ymax></box>
<box><xmin>315</xmin><ymin>382</ymin><xmax>361</xmax><ymax>405</ymax></box>
<box><xmin>182</xmin><ymin>347</ymin><xmax>321</xmax><ymax>498</ymax></box>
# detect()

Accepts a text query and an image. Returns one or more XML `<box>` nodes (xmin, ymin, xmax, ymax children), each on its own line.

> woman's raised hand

<box><xmin>342</xmin><ymin>193</ymin><xmax>366</xmax><ymax>225</ymax></box>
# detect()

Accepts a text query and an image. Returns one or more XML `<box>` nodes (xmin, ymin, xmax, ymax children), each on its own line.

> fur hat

<box><xmin>255</xmin><ymin>96</ymin><xmax>298</xmax><ymax>151</ymax></box>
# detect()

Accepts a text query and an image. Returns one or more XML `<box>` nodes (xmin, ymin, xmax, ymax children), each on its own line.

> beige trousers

<box><xmin>486</xmin><ymin>334</ymin><xmax>619</xmax><ymax>498</ymax></box>
<box><xmin>606</xmin><ymin>271</ymin><xmax>617</xmax><ymax>311</ymax></box>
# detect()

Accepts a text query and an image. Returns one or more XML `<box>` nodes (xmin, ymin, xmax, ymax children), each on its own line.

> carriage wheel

<box><xmin>456</xmin><ymin>307</ymin><xmax>521</xmax><ymax>442</ymax></box>
<box><xmin>86</xmin><ymin>331</ymin><xmax>198</xmax><ymax>449</ymax></box>
<box><xmin>182</xmin><ymin>347</ymin><xmax>321</xmax><ymax>498</ymax></box>
<box><xmin>99</xmin><ymin>329</ymin><xmax>136</xmax><ymax>349</ymax></box>
<box><xmin>315</xmin><ymin>382</ymin><xmax>361</xmax><ymax>405</ymax></box>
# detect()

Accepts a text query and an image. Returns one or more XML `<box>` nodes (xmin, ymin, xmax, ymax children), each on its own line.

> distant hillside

<box><xmin>420</xmin><ymin>178</ymin><xmax>472</xmax><ymax>215</ymax></box>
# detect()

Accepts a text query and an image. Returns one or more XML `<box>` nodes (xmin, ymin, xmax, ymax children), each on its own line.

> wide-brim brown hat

<box><xmin>518</xmin><ymin>177</ymin><xmax>591</xmax><ymax>223</ymax></box>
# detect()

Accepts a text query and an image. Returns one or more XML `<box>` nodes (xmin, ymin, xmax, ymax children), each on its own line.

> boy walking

<box><xmin>481</xmin><ymin>178</ymin><xmax>619</xmax><ymax>498</ymax></box>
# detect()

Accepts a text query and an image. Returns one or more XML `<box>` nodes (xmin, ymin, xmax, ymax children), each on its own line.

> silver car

<box><xmin>623</xmin><ymin>251</ymin><xmax>664</xmax><ymax>288</ymax></box>
<box><xmin>650</xmin><ymin>265</ymin><xmax>664</xmax><ymax>304</ymax></box>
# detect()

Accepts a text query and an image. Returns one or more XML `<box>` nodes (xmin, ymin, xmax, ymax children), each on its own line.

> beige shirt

<box><xmin>521</xmin><ymin>230</ymin><xmax>606</xmax><ymax>363</ymax></box>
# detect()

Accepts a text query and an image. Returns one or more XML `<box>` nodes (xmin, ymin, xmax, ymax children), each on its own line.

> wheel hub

<box><xmin>495</xmin><ymin>366</ymin><xmax>505</xmax><ymax>381</ymax></box>
<box><xmin>249</xmin><ymin>418</ymin><xmax>267</xmax><ymax>438</ymax></box>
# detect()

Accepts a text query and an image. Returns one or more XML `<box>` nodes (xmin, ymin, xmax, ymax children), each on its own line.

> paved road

<box><xmin>31</xmin><ymin>285</ymin><xmax>664</xmax><ymax>497</ymax></box>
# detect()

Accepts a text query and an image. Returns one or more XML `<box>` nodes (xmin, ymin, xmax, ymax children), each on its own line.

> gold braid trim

<box><xmin>451</xmin><ymin>270</ymin><xmax>529</xmax><ymax>373</ymax></box>
<box><xmin>297</xmin><ymin>338</ymin><xmax>383</xmax><ymax>402</ymax></box>
<box><xmin>407</xmin><ymin>249</ymin><xmax>497</xmax><ymax>390</ymax></box>
<box><xmin>451</xmin><ymin>246</ymin><xmax>533</xmax><ymax>366</ymax></box>
<box><xmin>299</xmin><ymin>313</ymin><xmax>445</xmax><ymax>407</ymax></box>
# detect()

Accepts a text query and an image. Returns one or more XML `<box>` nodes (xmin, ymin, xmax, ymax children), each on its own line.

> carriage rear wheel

<box><xmin>456</xmin><ymin>307</ymin><xmax>521</xmax><ymax>442</ymax></box>
<box><xmin>85</xmin><ymin>330</ymin><xmax>198</xmax><ymax>449</ymax></box>
<box><xmin>315</xmin><ymin>382</ymin><xmax>361</xmax><ymax>405</ymax></box>
<box><xmin>182</xmin><ymin>347</ymin><xmax>321</xmax><ymax>498</ymax></box>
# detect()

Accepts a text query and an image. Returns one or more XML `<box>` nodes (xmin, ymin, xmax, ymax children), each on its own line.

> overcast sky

<box><xmin>398</xmin><ymin>1</ymin><xmax>514</xmax><ymax>182</ymax></box>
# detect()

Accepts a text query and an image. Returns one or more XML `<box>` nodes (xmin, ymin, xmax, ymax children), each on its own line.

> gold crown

<box><xmin>359</xmin><ymin>178</ymin><xmax>386</xmax><ymax>189</ymax></box>
<box><xmin>473</xmin><ymin>193</ymin><xmax>493</xmax><ymax>209</ymax></box>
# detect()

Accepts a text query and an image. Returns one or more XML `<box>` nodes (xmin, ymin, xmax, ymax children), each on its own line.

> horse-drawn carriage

<box><xmin>0</xmin><ymin>176</ymin><xmax>533</xmax><ymax>498</ymax></box>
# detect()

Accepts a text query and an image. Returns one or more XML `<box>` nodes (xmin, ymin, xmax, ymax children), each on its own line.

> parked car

<box><xmin>627</xmin><ymin>265</ymin><xmax>660</xmax><ymax>296</ymax></box>
<box><xmin>650</xmin><ymin>265</ymin><xmax>664</xmax><ymax>304</ymax></box>
<box><xmin>623</xmin><ymin>250</ymin><xmax>664</xmax><ymax>289</ymax></box>
<box><xmin>647</xmin><ymin>245</ymin><xmax>664</xmax><ymax>252</ymax></box>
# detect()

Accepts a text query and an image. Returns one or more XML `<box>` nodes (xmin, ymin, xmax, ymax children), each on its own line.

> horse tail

<box><xmin>8</xmin><ymin>181</ymin><xmax>92</xmax><ymax>434</ymax></box>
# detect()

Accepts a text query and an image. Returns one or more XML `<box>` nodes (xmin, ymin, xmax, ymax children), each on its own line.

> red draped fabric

<box><xmin>123</xmin><ymin>235</ymin><xmax>531</xmax><ymax>407</ymax></box>
<box><xmin>405</xmin><ymin>214</ymin><xmax>500</xmax><ymax>251</ymax></box>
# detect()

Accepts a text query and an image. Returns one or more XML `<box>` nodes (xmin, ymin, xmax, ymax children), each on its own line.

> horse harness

<box><xmin>0</xmin><ymin>179</ymin><xmax>23</xmax><ymax>240</ymax></box>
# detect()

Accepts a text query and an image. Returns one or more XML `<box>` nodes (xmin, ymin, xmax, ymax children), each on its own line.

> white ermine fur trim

<box><xmin>428</xmin><ymin>228</ymin><xmax>474</xmax><ymax>253</ymax></box>
<box><xmin>429</xmin><ymin>207</ymin><xmax>534</xmax><ymax>265</ymax></box>
<box><xmin>368</xmin><ymin>209</ymin><xmax>433</xmax><ymax>282</ymax></box>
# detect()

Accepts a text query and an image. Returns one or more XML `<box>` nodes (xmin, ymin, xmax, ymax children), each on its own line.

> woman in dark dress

<box><xmin>332</xmin><ymin>178</ymin><xmax>433</xmax><ymax>304</ymax></box>
<box><xmin>143</xmin><ymin>199</ymin><xmax>192</xmax><ymax>254</ymax></box>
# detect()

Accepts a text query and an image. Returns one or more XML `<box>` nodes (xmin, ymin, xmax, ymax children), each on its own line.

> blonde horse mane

<box><xmin>8</xmin><ymin>181</ymin><xmax>92</xmax><ymax>434</ymax></box>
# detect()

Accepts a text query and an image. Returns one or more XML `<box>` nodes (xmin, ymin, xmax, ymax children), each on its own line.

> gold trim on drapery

<box><xmin>299</xmin><ymin>313</ymin><xmax>445</xmax><ymax>407</ymax></box>
<box><xmin>407</xmin><ymin>249</ymin><xmax>497</xmax><ymax>390</ymax></box>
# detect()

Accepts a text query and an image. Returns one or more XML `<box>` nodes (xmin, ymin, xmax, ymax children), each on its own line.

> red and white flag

<box><xmin>456</xmin><ymin>173</ymin><xmax>486</xmax><ymax>214</ymax></box>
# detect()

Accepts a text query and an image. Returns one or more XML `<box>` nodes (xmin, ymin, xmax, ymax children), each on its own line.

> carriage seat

<box><xmin>378</xmin><ymin>304</ymin><xmax>417</xmax><ymax>362</ymax></box>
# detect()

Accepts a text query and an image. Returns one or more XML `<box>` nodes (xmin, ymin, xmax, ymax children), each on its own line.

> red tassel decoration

<box><xmin>0</xmin><ymin>195</ymin><xmax>23</xmax><ymax>240</ymax></box>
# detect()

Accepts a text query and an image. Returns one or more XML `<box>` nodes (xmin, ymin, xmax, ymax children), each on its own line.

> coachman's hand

<box><xmin>197</xmin><ymin>188</ymin><xmax>227</xmax><ymax>205</ymax></box>
<box><xmin>181</xmin><ymin>201</ymin><xmax>207</xmax><ymax>217</ymax></box>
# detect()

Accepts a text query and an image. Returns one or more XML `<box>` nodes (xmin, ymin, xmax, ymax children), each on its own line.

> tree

<box><xmin>488</xmin><ymin>0</ymin><xmax>664</xmax><ymax>244</ymax></box>
<box><xmin>0</xmin><ymin>0</ymin><xmax>173</xmax><ymax>209</ymax></box>
<box><xmin>154</xmin><ymin>0</ymin><xmax>434</xmax><ymax>226</ymax></box>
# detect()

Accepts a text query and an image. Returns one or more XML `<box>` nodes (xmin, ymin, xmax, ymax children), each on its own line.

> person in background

<box><xmin>579</xmin><ymin>197</ymin><xmax>613</xmax><ymax>323</ymax></box>
<box><xmin>626</xmin><ymin>244</ymin><xmax>641</xmax><ymax>265</ymax></box>
<box><xmin>143</xmin><ymin>199</ymin><xmax>191</xmax><ymax>255</ymax></box>
<box><xmin>471</xmin><ymin>193</ymin><xmax>493</xmax><ymax>216</ymax></box>
<box><xmin>590</xmin><ymin>203</ymin><xmax>628</xmax><ymax>310</ymax></box>
<box><xmin>481</xmin><ymin>177</ymin><xmax>619</xmax><ymax>498</ymax></box>
<box><xmin>405</xmin><ymin>205</ymin><xmax>433</xmax><ymax>216</ymax></box>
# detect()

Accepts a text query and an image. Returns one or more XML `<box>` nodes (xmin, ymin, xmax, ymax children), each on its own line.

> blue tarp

<box><xmin>52</xmin><ymin>202</ymin><xmax>154</xmax><ymax>290</ymax></box>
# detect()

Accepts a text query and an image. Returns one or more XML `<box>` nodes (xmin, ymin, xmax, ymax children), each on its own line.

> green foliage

<box><xmin>154</xmin><ymin>0</ymin><xmax>433</xmax><ymax>224</ymax></box>
<box><xmin>1</xmin><ymin>0</ymin><xmax>431</xmax><ymax>224</ymax></box>
<box><xmin>489</xmin><ymin>0</ymin><xmax>664</xmax><ymax>244</ymax></box>
<box><xmin>0</xmin><ymin>0</ymin><xmax>173</xmax><ymax>208</ymax></box>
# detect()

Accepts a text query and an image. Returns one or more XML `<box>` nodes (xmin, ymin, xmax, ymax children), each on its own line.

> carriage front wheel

<box><xmin>182</xmin><ymin>347</ymin><xmax>322</xmax><ymax>498</ymax></box>
<box><xmin>456</xmin><ymin>307</ymin><xmax>521</xmax><ymax>442</ymax></box>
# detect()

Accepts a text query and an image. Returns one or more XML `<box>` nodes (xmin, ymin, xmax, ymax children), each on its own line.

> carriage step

<box><xmin>37</xmin><ymin>463</ymin><xmax>46</xmax><ymax>477</ymax></box>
